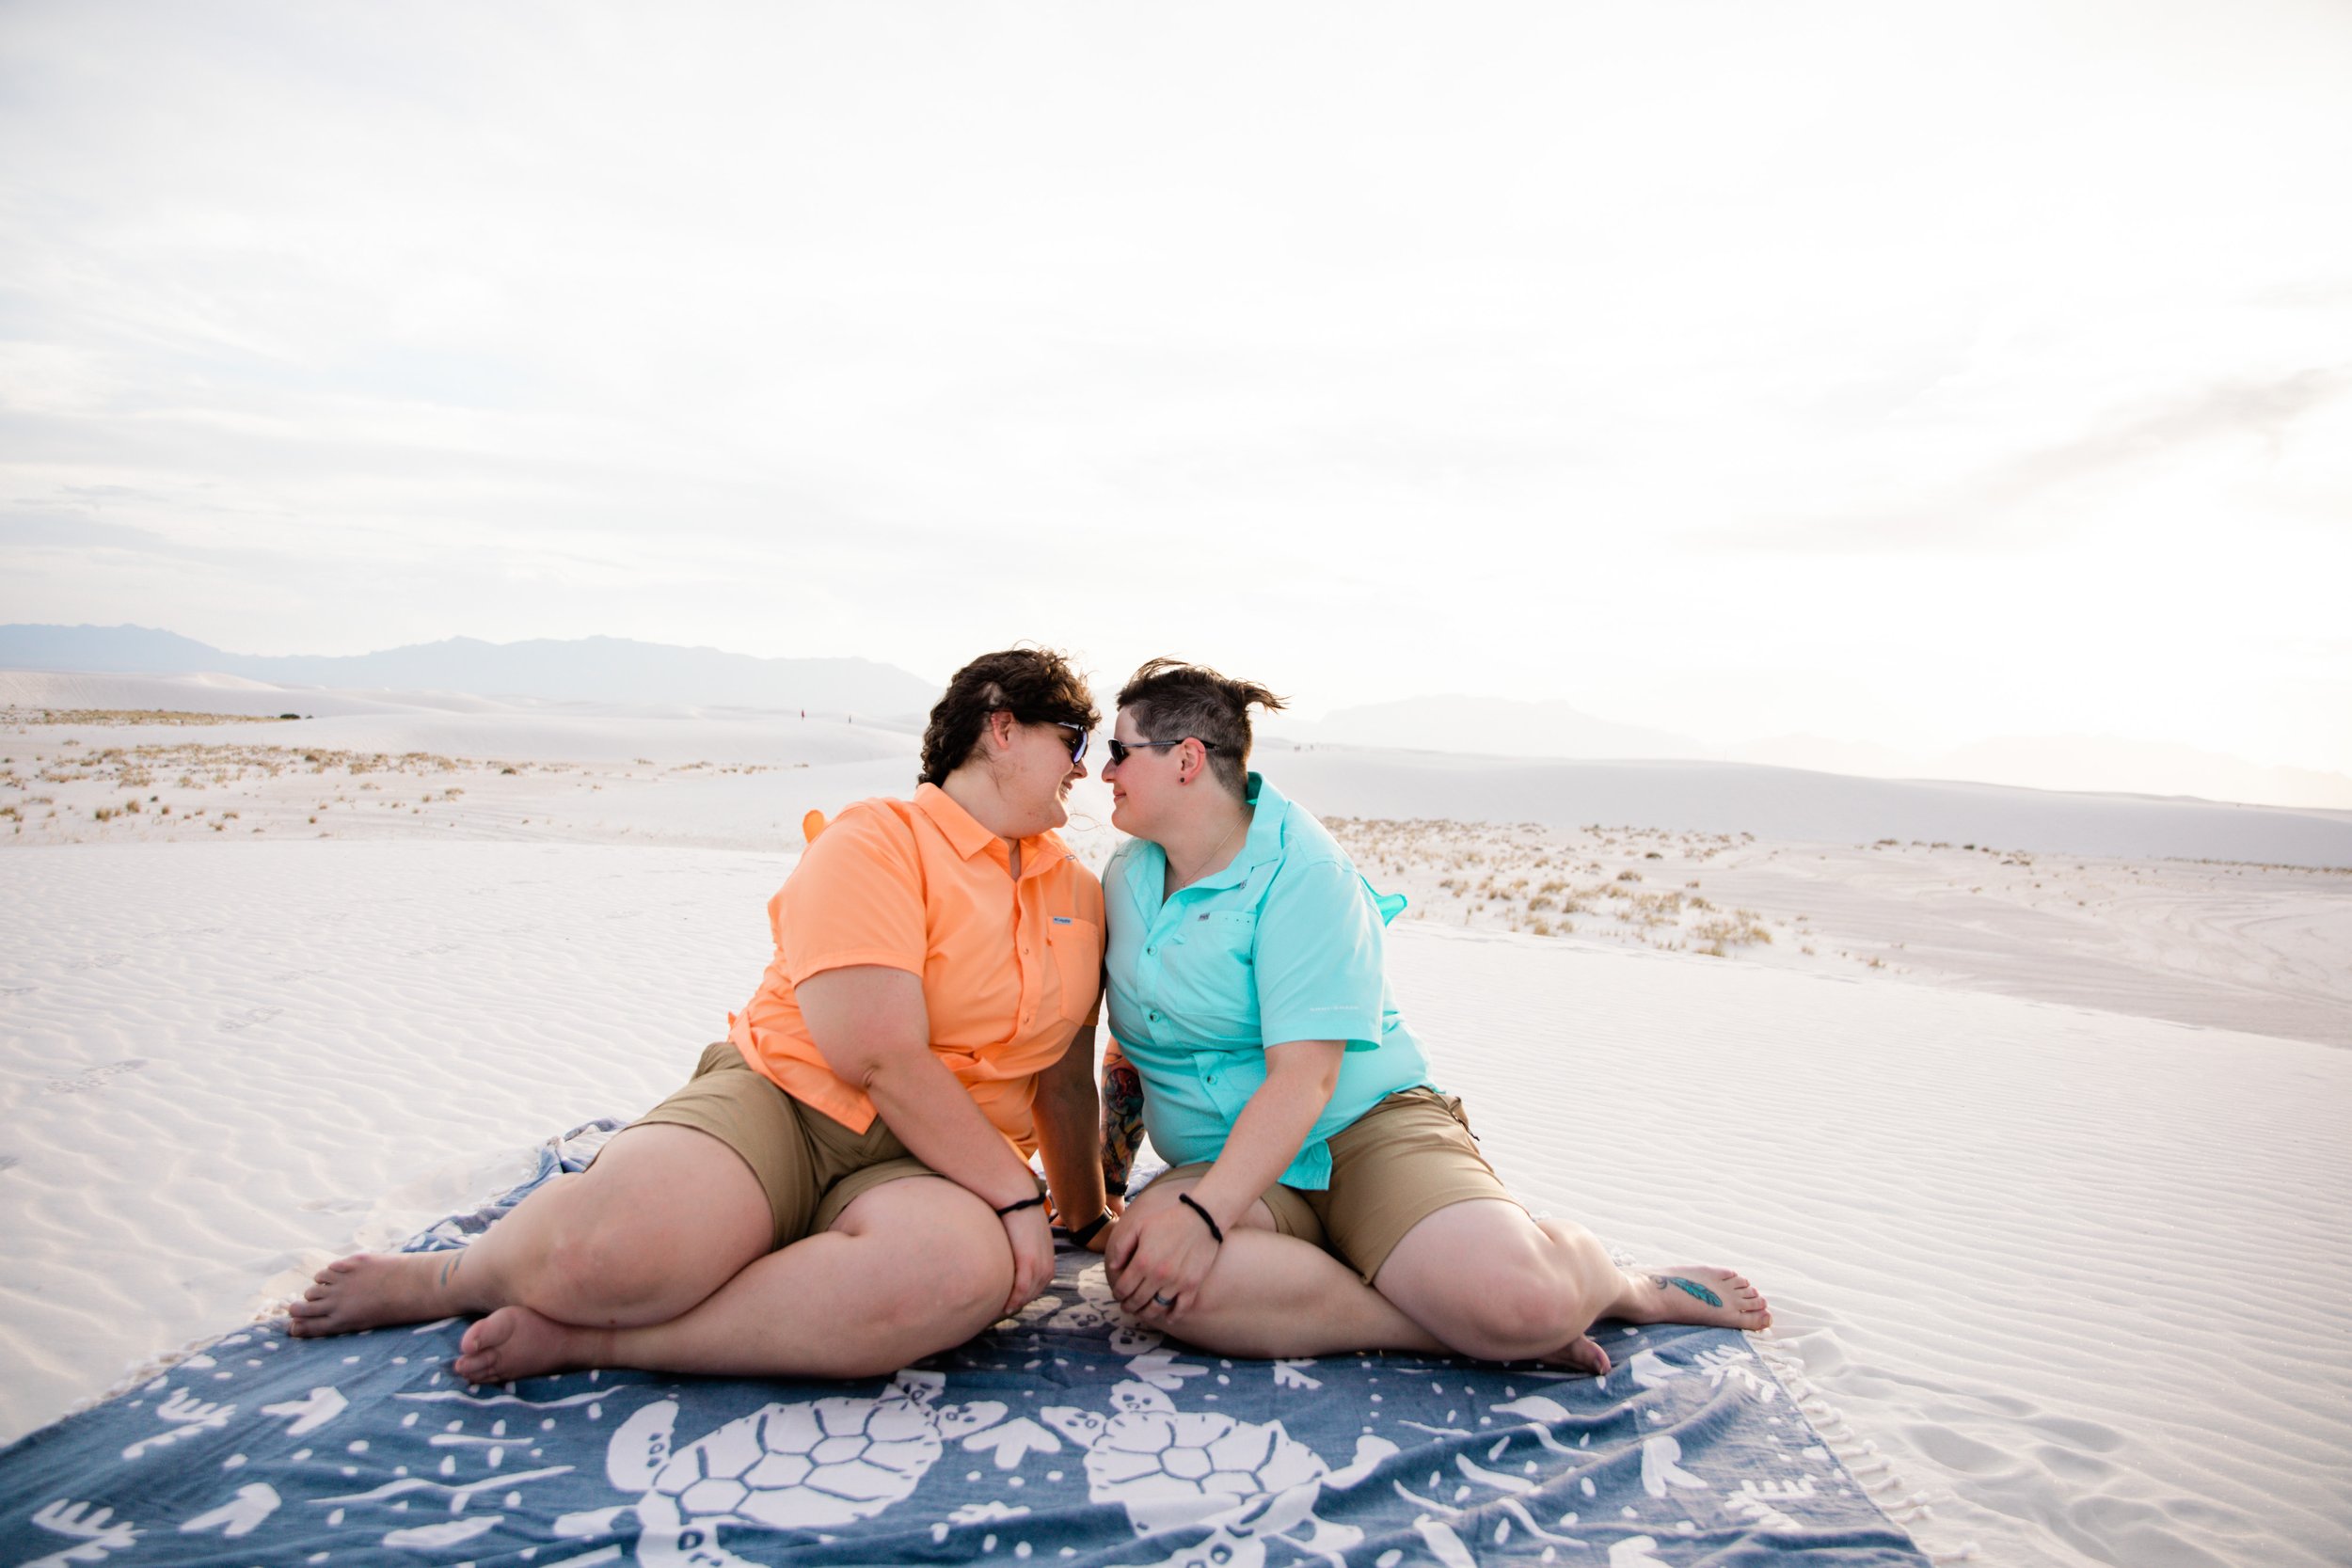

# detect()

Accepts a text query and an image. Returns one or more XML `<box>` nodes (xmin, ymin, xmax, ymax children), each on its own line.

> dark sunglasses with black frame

<box><xmin>1105</xmin><ymin>736</ymin><xmax>1219</xmax><ymax>766</ymax></box>
<box><xmin>994</xmin><ymin>709</ymin><xmax>1092</xmax><ymax>766</ymax></box>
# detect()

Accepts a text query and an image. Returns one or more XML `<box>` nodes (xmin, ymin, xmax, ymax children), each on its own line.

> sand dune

<box><xmin>1266</xmin><ymin>743</ymin><xmax>2352</xmax><ymax>870</ymax></box>
<box><xmin>4</xmin><ymin>695</ymin><xmax>2349</xmax><ymax>1567</ymax></box>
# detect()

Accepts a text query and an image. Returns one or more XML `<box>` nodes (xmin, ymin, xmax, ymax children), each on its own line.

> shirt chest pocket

<box><xmin>1165</xmin><ymin>909</ymin><xmax>1259</xmax><ymax>1021</ymax></box>
<box><xmin>1181</xmin><ymin>909</ymin><xmax>1257</xmax><ymax>961</ymax></box>
<box><xmin>1044</xmin><ymin>916</ymin><xmax>1103</xmax><ymax>1025</ymax></box>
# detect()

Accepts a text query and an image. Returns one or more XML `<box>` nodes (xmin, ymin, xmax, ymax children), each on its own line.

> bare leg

<box><xmin>452</xmin><ymin>1177</ymin><xmax>1014</xmax><ymax>1383</ymax></box>
<box><xmin>1377</xmin><ymin>1204</ymin><xmax>1772</xmax><ymax>1366</ymax></box>
<box><xmin>1112</xmin><ymin>1177</ymin><xmax>1453</xmax><ymax>1359</ymax></box>
<box><xmin>287</xmin><ymin>1124</ymin><xmax>771</xmax><ymax>1338</ymax></box>
<box><xmin>1375</xmin><ymin>1201</ymin><xmax>1622</xmax><ymax>1363</ymax></box>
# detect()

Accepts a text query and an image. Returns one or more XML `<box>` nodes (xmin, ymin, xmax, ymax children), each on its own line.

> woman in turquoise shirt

<box><xmin>1098</xmin><ymin>659</ymin><xmax>1770</xmax><ymax>1372</ymax></box>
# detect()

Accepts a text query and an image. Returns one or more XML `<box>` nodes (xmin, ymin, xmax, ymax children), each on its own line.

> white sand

<box><xmin>4</xmin><ymin>678</ymin><xmax>2348</xmax><ymax>1568</ymax></box>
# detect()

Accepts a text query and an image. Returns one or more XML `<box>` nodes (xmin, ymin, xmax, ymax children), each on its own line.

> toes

<box><xmin>1565</xmin><ymin>1335</ymin><xmax>1611</xmax><ymax>1376</ymax></box>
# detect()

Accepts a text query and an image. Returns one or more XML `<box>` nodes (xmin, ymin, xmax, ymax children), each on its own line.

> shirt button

<box><xmin>1149</xmin><ymin>1010</ymin><xmax>1160</xmax><ymax>1022</ymax></box>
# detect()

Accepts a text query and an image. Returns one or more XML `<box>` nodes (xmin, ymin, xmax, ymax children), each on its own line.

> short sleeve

<box><xmin>1253</xmin><ymin>856</ymin><xmax>1387</xmax><ymax>1050</ymax></box>
<box><xmin>776</xmin><ymin>801</ymin><xmax>927</xmax><ymax>985</ymax></box>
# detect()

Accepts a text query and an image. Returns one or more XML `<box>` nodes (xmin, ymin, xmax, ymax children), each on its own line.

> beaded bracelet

<box><xmin>1178</xmin><ymin>1193</ymin><xmax>1225</xmax><ymax>1244</ymax></box>
<box><xmin>993</xmin><ymin>1194</ymin><xmax>1046</xmax><ymax>1217</ymax></box>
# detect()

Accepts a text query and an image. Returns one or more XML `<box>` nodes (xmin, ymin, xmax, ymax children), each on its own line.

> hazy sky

<box><xmin>5</xmin><ymin>2</ymin><xmax>2348</xmax><ymax>769</ymax></box>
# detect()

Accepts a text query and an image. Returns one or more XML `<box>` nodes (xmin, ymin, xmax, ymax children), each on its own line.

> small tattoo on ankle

<box><xmin>438</xmin><ymin>1254</ymin><xmax>465</xmax><ymax>1290</ymax></box>
<box><xmin>1653</xmin><ymin>1274</ymin><xmax>1722</xmax><ymax>1307</ymax></box>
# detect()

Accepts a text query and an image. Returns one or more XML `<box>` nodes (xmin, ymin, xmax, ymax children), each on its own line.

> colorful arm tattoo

<box><xmin>1100</xmin><ymin>1039</ymin><xmax>1145</xmax><ymax>1200</ymax></box>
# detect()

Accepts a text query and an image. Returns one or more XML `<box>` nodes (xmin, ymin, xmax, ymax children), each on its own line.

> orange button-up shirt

<box><xmin>727</xmin><ymin>784</ymin><xmax>1104</xmax><ymax>1147</ymax></box>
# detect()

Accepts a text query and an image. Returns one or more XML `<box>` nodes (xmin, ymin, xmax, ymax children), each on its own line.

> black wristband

<box><xmin>994</xmin><ymin>1194</ymin><xmax>1046</xmax><ymax>1217</ymax></box>
<box><xmin>1178</xmin><ymin>1193</ymin><xmax>1225</xmax><ymax>1245</ymax></box>
<box><xmin>1069</xmin><ymin>1211</ymin><xmax>1113</xmax><ymax>1246</ymax></box>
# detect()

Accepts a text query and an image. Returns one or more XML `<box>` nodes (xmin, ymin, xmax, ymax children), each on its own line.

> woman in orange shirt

<box><xmin>287</xmin><ymin>648</ymin><xmax>1112</xmax><ymax>1383</ymax></box>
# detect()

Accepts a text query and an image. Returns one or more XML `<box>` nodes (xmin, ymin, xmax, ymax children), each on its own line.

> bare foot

<box><xmin>285</xmin><ymin>1252</ymin><xmax>470</xmax><ymax>1338</ymax></box>
<box><xmin>1613</xmin><ymin>1266</ymin><xmax>1772</xmax><ymax>1332</ymax></box>
<box><xmin>1541</xmin><ymin>1332</ymin><xmax>1612</xmax><ymax>1377</ymax></box>
<box><xmin>453</xmin><ymin>1306</ymin><xmax>608</xmax><ymax>1384</ymax></box>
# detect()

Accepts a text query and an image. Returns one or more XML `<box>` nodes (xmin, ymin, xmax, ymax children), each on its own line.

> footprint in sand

<box><xmin>0</xmin><ymin>1154</ymin><xmax>21</xmax><ymax>1174</ymax></box>
<box><xmin>1904</xmin><ymin>1425</ymin><xmax>2016</xmax><ymax>1476</ymax></box>
<box><xmin>216</xmin><ymin>1006</ymin><xmax>283</xmax><ymax>1034</ymax></box>
<box><xmin>45</xmin><ymin>1058</ymin><xmax>151</xmax><ymax>1094</ymax></box>
<box><xmin>0</xmin><ymin>985</ymin><xmax>35</xmax><ymax>997</ymax></box>
<box><xmin>68</xmin><ymin>952</ymin><xmax>130</xmax><ymax>971</ymax></box>
<box><xmin>2027</xmin><ymin>1414</ymin><xmax>2125</xmax><ymax>1452</ymax></box>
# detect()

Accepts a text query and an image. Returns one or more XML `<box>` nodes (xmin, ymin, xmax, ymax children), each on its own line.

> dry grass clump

<box><xmin>1323</xmin><ymin>815</ymin><xmax>1815</xmax><ymax>963</ymax></box>
<box><xmin>0</xmin><ymin>735</ymin><xmax>607</xmax><ymax>847</ymax></box>
<box><xmin>1</xmin><ymin>707</ymin><xmax>300</xmax><ymax>727</ymax></box>
<box><xmin>1691</xmin><ymin>910</ymin><xmax>1773</xmax><ymax>953</ymax></box>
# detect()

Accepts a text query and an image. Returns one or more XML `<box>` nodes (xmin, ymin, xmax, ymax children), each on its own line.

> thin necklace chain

<box><xmin>1170</xmin><ymin>809</ymin><xmax>1247</xmax><ymax>889</ymax></box>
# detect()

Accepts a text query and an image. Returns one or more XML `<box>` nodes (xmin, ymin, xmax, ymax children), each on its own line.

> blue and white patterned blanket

<box><xmin>0</xmin><ymin>1127</ymin><xmax>1927</xmax><ymax>1567</ymax></box>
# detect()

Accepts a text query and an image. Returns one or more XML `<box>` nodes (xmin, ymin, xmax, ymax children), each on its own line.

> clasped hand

<box><xmin>999</xmin><ymin>1204</ymin><xmax>1056</xmax><ymax>1317</ymax></box>
<box><xmin>1104</xmin><ymin>1197</ymin><xmax>1221</xmax><ymax>1324</ymax></box>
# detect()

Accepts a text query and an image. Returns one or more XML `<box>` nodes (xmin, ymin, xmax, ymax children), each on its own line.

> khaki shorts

<box><xmin>628</xmin><ymin>1041</ymin><xmax>946</xmax><ymax>1250</ymax></box>
<box><xmin>1143</xmin><ymin>1086</ymin><xmax>1519</xmax><ymax>1283</ymax></box>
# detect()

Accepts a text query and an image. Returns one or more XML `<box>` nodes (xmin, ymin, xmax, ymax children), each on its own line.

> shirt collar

<box><xmin>914</xmin><ymin>782</ymin><xmax>1070</xmax><ymax>877</ymax></box>
<box><xmin>1152</xmin><ymin>771</ymin><xmax>1286</xmax><ymax>896</ymax></box>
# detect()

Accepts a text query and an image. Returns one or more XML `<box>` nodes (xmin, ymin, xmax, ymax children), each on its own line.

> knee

<box><xmin>532</xmin><ymin>1221</ymin><xmax>678</xmax><ymax>1321</ymax></box>
<box><xmin>1443</xmin><ymin>1267</ymin><xmax>1580</xmax><ymax>1360</ymax></box>
<box><xmin>841</xmin><ymin>1219</ymin><xmax>1011</xmax><ymax>1375</ymax></box>
<box><xmin>925</xmin><ymin>1221</ymin><xmax>1014</xmax><ymax>1326</ymax></box>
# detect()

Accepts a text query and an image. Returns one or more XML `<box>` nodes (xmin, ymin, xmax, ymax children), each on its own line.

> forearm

<box><xmin>1099</xmin><ymin>1038</ymin><xmax>1145</xmax><ymax>1203</ymax></box>
<box><xmin>1033</xmin><ymin>1069</ymin><xmax>1106</xmax><ymax>1230</ymax></box>
<box><xmin>863</xmin><ymin>1053</ymin><xmax>1041</xmax><ymax>1212</ymax></box>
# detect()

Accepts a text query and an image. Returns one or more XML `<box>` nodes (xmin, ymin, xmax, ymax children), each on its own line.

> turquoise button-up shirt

<box><xmin>1104</xmin><ymin>773</ymin><xmax>1431</xmax><ymax>1190</ymax></box>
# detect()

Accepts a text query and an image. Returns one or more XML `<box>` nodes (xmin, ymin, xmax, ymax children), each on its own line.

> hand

<box><xmin>1104</xmin><ymin>1196</ymin><xmax>1221</xmax><ymax>1325</ymax></box>
<box><xmin>1001</xmin><ymin>1204</ymin><xmax>1055</xmax><ymax>1317</ymax></box>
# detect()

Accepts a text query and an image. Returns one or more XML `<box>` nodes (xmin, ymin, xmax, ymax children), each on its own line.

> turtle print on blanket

<box><xmin>0</xmin><ymin>1127</ymin><xmax>1931</xmax><ymax>1565</ymax></box>
<box><xmin>553</xmin><ymin>1371</ymin><xmax>1009</xmax><ymax>1562</ymax></box>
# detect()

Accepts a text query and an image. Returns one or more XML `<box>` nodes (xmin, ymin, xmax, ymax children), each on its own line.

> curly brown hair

<box><xmin>1116</xmin><ymin>657</ymin><xmax>1287</xmax><ymax>799</ymax></box>
<box><xmin>918</xmin><ymin>647</ymin><xmax>1100</xmax><ymax>787</ymax></box>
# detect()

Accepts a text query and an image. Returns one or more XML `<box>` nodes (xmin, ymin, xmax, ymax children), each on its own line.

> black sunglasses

<box><xmin>994</xmin><ymin>709</ymin><xmax>1090</xmax><ymax>766</ymax></box>
<box><xmin>1106</xmin><ymin>736</ymin><xmax>1218</xmax><ymax>766</ymax></box>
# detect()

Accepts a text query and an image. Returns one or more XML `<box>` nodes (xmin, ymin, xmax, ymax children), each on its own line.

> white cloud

<box><xmin>3</xmin><ymin>0</ymin><xmax>2348</xmax><ymax>771</ymax></box>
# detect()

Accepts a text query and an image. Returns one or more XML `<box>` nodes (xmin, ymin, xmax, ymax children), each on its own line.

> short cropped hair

<box><xmin>919</xmin><ymin>647</ymin><xmax>1100</xmax><ymax>787</ymax></box>
<box><xmin>1116</xmin><ymin>657</ymin><xmax>1287</xmax><ymax>800</ymax></box>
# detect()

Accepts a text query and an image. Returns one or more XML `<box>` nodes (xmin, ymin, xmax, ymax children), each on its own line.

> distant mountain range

<box><xmin>0</xmin><ymin>624</ymin><xmax>941</xmax><ymax>718</ymax></box>
<box><xmin>1274</xmin><ymin>695</ymin><xmax>2352</xmax><ymax>812</ymax></box>
<box><xmin>7</xmin><ymin>626</ymin><xmax>2344</xmax><ymax>810</ymax></box>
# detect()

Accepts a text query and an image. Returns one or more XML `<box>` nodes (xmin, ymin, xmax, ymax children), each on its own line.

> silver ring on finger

<box><xmin>1152</xmin><ymin>1292</ymin><xmax>1177</xmax><ymax>1307</ymax></box>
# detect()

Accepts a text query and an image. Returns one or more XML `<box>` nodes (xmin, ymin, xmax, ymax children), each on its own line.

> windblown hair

<box><xmin>1116</xmin><ymin>657</ymin><xmax>1287</xmax><ymax>799</ymax></box>
<box><xmin>918</xmin><ymin>647</ymin><xmax>1100</xmax><ymax>787</ymax></box>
